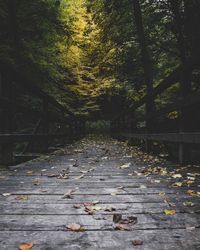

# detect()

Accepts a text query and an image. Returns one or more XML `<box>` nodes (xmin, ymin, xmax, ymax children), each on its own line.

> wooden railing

<box><xmin>0</xmin><ymin>61</ymin><xmax>85</xmax><ymax>165</ymax></box>
<box><xmin>111</xmin><ymin>60</ymin><xmax>200</xmax><ymax>164</ymax></box>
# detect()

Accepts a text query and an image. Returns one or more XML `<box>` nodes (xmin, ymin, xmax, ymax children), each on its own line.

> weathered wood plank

<box><xmin>0</xmin><ymin>213</ymin><xmax>200</xmax><ymax>231</ymax></box>
<box><xmin>0</xmin><ymin>230</ymin><xmax>200</xmax><ymax>250</ymax></box>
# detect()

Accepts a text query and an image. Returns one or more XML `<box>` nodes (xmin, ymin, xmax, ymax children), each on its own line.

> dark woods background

<box><xmin>0</xmin><ymin>0</ymin><xmax>200</xmax><ymax>162</ymax></box>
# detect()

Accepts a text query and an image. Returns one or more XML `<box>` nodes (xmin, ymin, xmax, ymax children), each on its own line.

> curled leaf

<box><xmin>18</xmin><ymin>242</ymin><xmax>33</xmax><ymax>250</ymax></box>
<box><xmin>132</xmin><ymin>240</ymin><xmax>143</xmax><ymax>246</ymax></box>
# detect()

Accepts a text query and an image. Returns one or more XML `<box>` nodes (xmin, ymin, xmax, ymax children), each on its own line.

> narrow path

<box><xmin>0</xmin><ymin>135</ymin><xmax>200</xmax><ymax>249</ymax></box>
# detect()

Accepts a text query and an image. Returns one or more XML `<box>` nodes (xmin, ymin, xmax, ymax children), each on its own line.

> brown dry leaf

<box><xmin>62</xmin><ymin>189</ymin><xmax>75</xmax><ymax>199</ymax></box>
<box><xmin>18</xmin><ymin>241</ymin><xmax>33</xmax><ymax>250</ymax></box>
<box><xmin>85</xmin><ymin>205</ymin><xmax>102</xmax><ymax>215</ymax></box>
<box><xmin>186</xmin><ymin>190</ymin><xmax>200</xmax><ymax>198</ymax></box>
<box><xmin>32</xmin><ymin>179</ymin><xmax>41</xmax><ymax>186</ymax></box>
<box><xmin>105</xmin><ymin>207</ymin><xmax>116</xmax><ymax>212</ymax></box>
<box><xmin>73</xmin><ymin>204</ymin><xmax>82</xmax><ymax>209</ymax></box>
<box><xmin>57</xmin><ymin>173</ymin><xmax>69</xmax><ymax>179</ymax></box>
<box><xmin>113</xmin><ymin>214</ymin><xmax>122</xmax><ymax>223</ymax></box>
<box><xmin>66</xmin><ymin>223</ymin><xmax>83</xmax><ymax>232</ymax></box>
<box><xmin>120</xmin><ymin>216</ymin><xmax>138</xmax><ymax>225</ymax></box>
<box><xmin>114</xmin><ymin>223</ymin><xmax>131</xmax><ymax>231</ymax></box>
<box><xmin>132</xmin><ymin>240</ymin><xmax>143</xmax><ymax>246</ymax></box>
<box><xmin>85</xmin><ymin>206</ymin><xmax>95</xmax><ymax>215</ymax></box>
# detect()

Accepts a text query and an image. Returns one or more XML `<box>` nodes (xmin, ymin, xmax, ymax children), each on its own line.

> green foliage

<box><xmin>0</xmin><ymin>0</ymin><xmax>199</xmax><ymax>120</ymax></box>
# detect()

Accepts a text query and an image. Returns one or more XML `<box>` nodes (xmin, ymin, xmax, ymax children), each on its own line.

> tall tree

<box><xmin>132</xmin><ymin>0</ymin><xmax>155</xmax><ymax>129</ymax></box>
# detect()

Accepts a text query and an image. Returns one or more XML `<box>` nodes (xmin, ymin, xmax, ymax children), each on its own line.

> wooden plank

<box><xmin>0</xmin><ymin>213</ymin><xmax>199</xmax><ymax>231</ymax></box>
<box><xmin>0</xmin><ymin>230</ymin><xmax>199</xmax><ymax>250</ymax></box>
<box><xmin>0</xmin><ymin>202</ymin><xmax>172</xmax><ymax>215</ymax></box>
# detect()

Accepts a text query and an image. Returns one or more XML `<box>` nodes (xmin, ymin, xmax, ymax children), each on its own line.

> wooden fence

<box><xmin>111</xmin><ymin>59</ymin><xmax>200</xmax><ymax>164</ymax></box>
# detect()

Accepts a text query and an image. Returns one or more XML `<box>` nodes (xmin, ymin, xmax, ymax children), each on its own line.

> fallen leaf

<box><xmin>26</xmin><ymin>171</ymin><xmax>33</xmax><ymax>176</ymax></box>
<box><xmin>80</xmin><ymin>170</ymin><xmax>88</xmax><ymax>174</ymax></box>
<box><xmin>75</xmin><ymin>174</ymin><xmax>85</xmax><ymax>180</ymax></box>
<box><xmin>73</xmin><ymin>204</ymin><xmax>82</xmax><ymax>209</ymax></box>
<box><xmin>159</xmin><ymin>192</ymin><xmax>165</xmax><ymax>196</ymax></box>
<box><xmin>18</xmin><ymin>242</ymin><xmax>33</xmax><ymax>250</ymax></box>
<box><xmin>32</xmin><ymin>179</ymin><xmax>41</xmax><ymax>186</ymax></box>
<box><xmin>15</xmin><ymin>195</ymin><xmax>29</xmax><ymax>201</ymax></box>
<box><xmin>113</xmin><ymin>214</ymin><xmax>122</xmax><ymax>223</ymax></box>
<box><xmin>105</xmin><ymin>207</ymin><xmax>116</xmax><ymax>212</ymax></box>
<box><xmin>172</xmin><ymin>182</ymin><xmax>182</xmax><ymax>187</ymax></box>
<box><xmin>2</xmin><ymin>193</ymin><xmax>12</xmax><ymax>197</ymax></box>
<box><xmin>62</xmin><ymin>189</ymin><xmax>75</xmax><ymax>199</ymax></box>
<box><xmin>120</xmin><ymin>163</ymin><xmax>131</xmax><ymax>169</ymax></box>
<box><xmin>132</xmin><ymin>240</ymin><xmax>143</xmax><ymax>246</ymax></box>
<box><xmin>57</xmin><ymin>173</ymin><xmax>69</xmax><ymax>179</ymax></box>
<box><xmin>164</xmin><ymin>209</ymin><xmax>176</xmax><ymax>215</ymax></box>
<box><xmin>183</xmin><ymin>201</ymin><xmax>195</xmax><ymax>207</ymax></box>
<box><xmin>113</xmin><ymin>214</ymin><xmax>137</xmax><ymax>225</ymax></box>
<box><xmin>120</xmin><ymin>216</ymin><xmax>137</xmax><ymax>225</ymax></box>
<box><xmin>65</xmin><ymin>223</ymin><xmax>83</xmax><ymax>232</ymax></box>
<box><xmin>186</xmin><ymin>190</ymin><xmax>200</xmax><ymax>198</ymax></box>
<box><xmin>114</xmin><ymin>223</ymin><xmax>131</xmax><ymax>231</ymax></box>
<box><xmin>110</xmin><ymin>192</ymin><xmax>117</xmax><ymax>196</ymax></box>
<box><xmin>172</xmin><ymin>174</ymin><xmax>182</xmax><ymax>178</ymax></box>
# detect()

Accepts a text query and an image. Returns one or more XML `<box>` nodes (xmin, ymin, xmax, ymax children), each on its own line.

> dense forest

<box><xmin>0</xmin><ymin>0</ymin><xmax>199</xmax><ymax>118</ymax></box>
<box><xmin>0</xmin><ymin>0</ymin><xmax>200</xmax><ymax>163</ymax></box>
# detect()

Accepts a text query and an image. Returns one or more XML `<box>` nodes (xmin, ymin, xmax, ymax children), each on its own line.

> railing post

<box><xmin>41</xmin><ymin>97</ymin><xmax>49</xmax><ymax>152</ymax></box>
<box><xmin>0</xmin><ymin>72</ymin><xmax>13</xmax><ymax>165</ymax></box>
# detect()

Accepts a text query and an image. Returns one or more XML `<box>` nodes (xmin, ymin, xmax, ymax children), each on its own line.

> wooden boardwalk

<box><xmin>0</xmin><ymin>135</ymin><xmax>200</xmax><ymax>249</ymax></box>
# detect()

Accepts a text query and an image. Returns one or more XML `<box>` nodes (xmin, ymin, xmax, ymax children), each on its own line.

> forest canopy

<box><xmin>0</xmin><ymin>0</ymin><xmax>200</xmax><ymax>120</ymax></box>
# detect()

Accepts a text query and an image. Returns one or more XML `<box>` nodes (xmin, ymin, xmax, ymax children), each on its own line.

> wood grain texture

<box><xmin>0</xmin><ymin>136</ymin><xmax>199</xmax><ymax>249</ymax></box>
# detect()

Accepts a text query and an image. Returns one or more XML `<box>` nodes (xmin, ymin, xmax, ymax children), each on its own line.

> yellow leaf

<box><xmin>164</xmin><ymin>209</ymin><xmax>176</xmax><ymax>215</ymax></box>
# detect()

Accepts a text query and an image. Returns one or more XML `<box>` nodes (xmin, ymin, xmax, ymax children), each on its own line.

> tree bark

<box><xmin>132</xmin><ymin>0</ymin><xmax>155</xmax><ymax>131</ymax></box>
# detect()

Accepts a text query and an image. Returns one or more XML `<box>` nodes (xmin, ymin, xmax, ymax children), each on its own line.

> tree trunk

<box><xmin>170</xmin><ymin>0</ymin><xmax>192</xmax><ymax>163</ymax></box>
<box><xmin>132</xmin><ymin>0</ymin><xmax>155</xmax><ymax>131</ymax></box>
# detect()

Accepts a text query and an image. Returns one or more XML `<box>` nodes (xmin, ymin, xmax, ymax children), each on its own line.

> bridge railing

<box><xmin>0</xmin><ymin>61</ymin><xmax>85</xmax><ymax>165</ymax></box>
<box><xmin>111</xmin><ymin>60</ymin><xmax>200</xmax><ymax>164</ymax></box>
